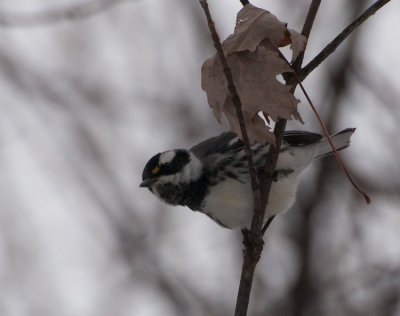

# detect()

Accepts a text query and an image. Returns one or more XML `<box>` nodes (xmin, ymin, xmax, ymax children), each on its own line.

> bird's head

<box><xmin>140</xmin><ymin>149</ymin><xmax>202</xmax><ymax>193</ymax></box>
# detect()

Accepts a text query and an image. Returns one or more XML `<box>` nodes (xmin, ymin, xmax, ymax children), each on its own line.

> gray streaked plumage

<box><xmin>140</xmin><ymin>128</ymin><xmax>355</xmax><ymax>229</ymax></box>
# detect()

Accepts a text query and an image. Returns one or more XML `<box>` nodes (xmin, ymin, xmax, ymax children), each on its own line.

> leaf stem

<box><xmin>281</xmin><ymin>50</ymin><xmax>371</xmax><ymax>204</ymax></box>
<box><xmin>296</xmin><ymin>79</ymin><xmax>371</xmax><ymax>203</ymax></box>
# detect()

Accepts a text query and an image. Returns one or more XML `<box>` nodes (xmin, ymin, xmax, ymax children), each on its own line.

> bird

<box><xmin>140</xmin><ymin>128</ymin><xmax>355</xmax><ymax>229</ymax></box>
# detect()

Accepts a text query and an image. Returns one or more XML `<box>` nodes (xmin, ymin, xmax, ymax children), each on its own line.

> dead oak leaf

<box><xmin>201</xmin><ymin>4</ymin><xmax>306</xmax><ymax>144</ymax></box>
<box><xmin>288</xmin><ymin>28</ymin><xmax>307</xmax><ymax>63</ymax></box>
<box><xmin>227</xmin><ymin>47</ymin><xmax>301</xmax><ymax>124</ymax></box>
<box><xmin>223</xmin><ymin>4</ymin><xmax>287</xmax><ymax>54</ymax></box>
<box><xmin>201</xmin><ymin>46</ymin><xmax>303</xmax><ymax>143</ymax></box>
<box><xmin>224</xmin><ymin>102</ymin><xmax>275</xmax><ymax>145</ymax></box>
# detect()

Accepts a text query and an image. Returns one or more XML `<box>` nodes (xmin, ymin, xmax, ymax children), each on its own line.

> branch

<box><xmin>198</xmin><ymin>0</ymin><xmax>261</xmax><ymax>210</ymax></box>
<box><xmin>201</xmin><ymin>0</ymin><xmax>388</xmax><ymax>314</ymax></box>
<box><xmin>0</xmin><ymin>0</ymin><xmax>127</xmax><ymax>26</ymax></box>
<box><xmin>300</xmin><ymin>0</ymin><xmax>392</xmax><ymax>80</ymax></box>
<box><xmin>260</xmin><ymin>0</ymin><xmax>322</xmax><ymax>232</ymax></box>
<box><xmin>291</xmin><ymin>0</ymin><xmax>321</xmax><ymax>70</ymax></box>
<box><xmin>236</xmin><ymin>1</ymin><xmax>323</xmax><ymax>315</ymax></box>
<box><xmin>198</xmin><ymin>1</ymin><xmax>282</xmax><ymax>314</ymax></box>
<box><xmin>198</xmin><ymin>5</ymin><xmax>266</xmax><ymax>313</ymax></box>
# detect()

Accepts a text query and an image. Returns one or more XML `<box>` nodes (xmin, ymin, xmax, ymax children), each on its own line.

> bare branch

<box><xmin>260</xmin><ymin>0</ymin><xmax>322</xmax><ymax>234</ymax></box>
<box><xmin>0</xmin><ymin>0</ymin><xmax>128</xmax><ymax>26</ymax></box>
<box><xmin>261</xmin><ymin>215</ymin><xmax>274</xmax><ymax>235</ymax></box>
<box><xmin>290</xmin><ymin>10</ymin><xmax>362</xmax><ymax>310</ymax></box>
<box><xmin>300</xmin><ymin>0</ymin><xmax>392</xmax><ymax>80</ymax></box>
<box><xmin>200</xmin><ymin>0</ymin><xmax>390</xmax><ymax>314</ymax></box>
<box><xmin>236</xmin><ymin>0</ymin><xmax>323</xmax><ymax>314</ymax></box>
<box><xmin>198</xmin><ymin>1</ymin><xmax>277</xmax><ymax>315</ymax></box>
<box><xmin>198</xmin><ymin>0</ymin><xmax>261</xmax><ymax>206</ymax></box>
<box><xmin>292</xmin><ymin>0</ymin><xmax>321</xmax><ymax>70</ymax></box>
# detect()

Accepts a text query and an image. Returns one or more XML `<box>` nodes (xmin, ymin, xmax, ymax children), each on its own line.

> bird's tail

<box><xmin>315</xmin><ymin>128</ymin><xmax>356</xmax><ymax>159</ymax></box>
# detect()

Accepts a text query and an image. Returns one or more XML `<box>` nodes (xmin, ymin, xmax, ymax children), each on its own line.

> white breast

<box><xmin>202</xmin><ymin>173</ymin><xmax>299</xmax><ymax>229</ymax></box>
<box><xmin>202</xmin><ymin>178</ymin><xmax>253</xmax><ymax>229</ymax></box>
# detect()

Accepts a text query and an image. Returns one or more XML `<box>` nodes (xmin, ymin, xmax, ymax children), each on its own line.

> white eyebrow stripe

<box><xmin>159</xmin><ymin>151</ymin><xmax>176</xmax><ymax>164</ymax></box>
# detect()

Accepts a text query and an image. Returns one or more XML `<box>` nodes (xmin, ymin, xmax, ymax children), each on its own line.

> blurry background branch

<box><xmin>0</xmin><ymin>0</ymin><xmax>128</xmax><ymax>26</ymax></box>
<box><xmin>291</xmin><ymin>5</ymin><xmax>361</xmax><ymax>310</ymax></box>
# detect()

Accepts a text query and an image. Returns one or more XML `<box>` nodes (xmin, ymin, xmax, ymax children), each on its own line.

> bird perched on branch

<box><xmin>140</xmin><ymin>128</ymin><xmax>355</xmax><ymax>229</ymax></box>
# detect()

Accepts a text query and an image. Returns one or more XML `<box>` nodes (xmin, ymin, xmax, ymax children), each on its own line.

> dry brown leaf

<box><xmin>223</xmin><ymin>5</ymin><xmax>287</xmax><ymax>54</ymax></box>
<box><xmin>280</xmin><ymin>29</ymin><xmax>292</xmax><ymax>47</ymax></box>
<box><xmin>201</xmin><ymin>56</ymin><xmax>226</xmax><ymax>122</ymax></box>
<box><xmin>288</xmin><ymin>28</ymin><xmax>307</xmax><ymax>62</ymax></box>
<box><xmin>224</xmin><ymin>101</ymin><xmax>275</xmax><ymax>145</ymax></box>
<box><xmin>201</xmin><ymin>4</ymin><xmax>306</xmax><ymax>144</ymax></box>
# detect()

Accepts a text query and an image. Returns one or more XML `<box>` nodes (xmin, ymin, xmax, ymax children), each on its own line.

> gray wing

<box><xmin>190</xmin><ymin>130</ymin><xmax>324</xmax><ymax>161</ymax></box>
<box><xmin>190</xmin><ymin>132</ymin><xmax>244</xmax><ymax>160</ymax></box>
<box><xmin>282</xmin><ymin>130</ymin><xmax>323</xmax><ymax>146</ymax></box>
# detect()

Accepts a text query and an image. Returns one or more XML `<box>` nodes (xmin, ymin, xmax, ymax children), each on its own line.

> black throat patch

<box><xmin>155</xmin><ymin>171</ymin><xmax>211</xmax><ymax>211</ymax></box>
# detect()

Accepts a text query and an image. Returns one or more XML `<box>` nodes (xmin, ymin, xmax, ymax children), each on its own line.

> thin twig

<box><xmin>292</xmin><ymin>0</ymin><xmax>321</xmax><ymax>70</ymax></box>
<box><xmin>235</xmin><ymin>1</ymin><xmax>324</xmax><ymax>314</ymax></box>
<box><xmin>198</xmin><ymin>2</ymin><xmax>266</xmax><ymax>314</ymax></box>
<box><xmin>290</xmin><ymin>14</ymin><xmax>363</xmax><ymax>310</ymax></box>
<box><xmin>281</xmin><ymin>50</ymin><xmax>371</xmax><ymax>203</ymax></box>
<box><xmin>198</xmin><ymin>0</ymin><xmax>261</xmax><ymax>209</ymax></box>
<box><xmin>261</xmin><ymin>216</ymin><xmax>275</xmax><ymax>235</ymax></box>
<box><xmin>258</xmin><ymin>118</ymin><xmax>286</xmax><ymax>224</ymax></box>
<box><xmin>300</xmin><ymin>0</ymin><xmax>392</xmax><ymax>80</ymax></box>
<box><xmin>200</xmin><ymin>0</ymin><xmax>387</xmax><ymax>314</ymax></box>
<box><xmin>236</xmin><ymin>0</ymin><xmax>324</xmax><ymax>314</ymax></box>
<box><xmin>260</xmin><ymin>0</ymin><xmax>322</xmax><ymax>235</ymax></box>
<box><xmin>300</xmin><ymin>0</ymin><xmax>322</xmax><ymax>38</ymax></box>
<box><xmin>296</xmin><ymin>77</ymin><xmax>371</xmax><ymax>203</ymax></box>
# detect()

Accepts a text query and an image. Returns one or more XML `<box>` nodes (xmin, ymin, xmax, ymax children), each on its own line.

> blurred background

<box><xmin>0</xmin><ymin>0</ymin><xmax>399</xmax><ymax>315</ymax></box>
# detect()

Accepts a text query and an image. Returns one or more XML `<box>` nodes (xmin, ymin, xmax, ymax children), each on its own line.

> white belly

<box><xmin>202</xmin><ymin>174</ymin><xmax>298</xmax><ymax>229</ymax></box>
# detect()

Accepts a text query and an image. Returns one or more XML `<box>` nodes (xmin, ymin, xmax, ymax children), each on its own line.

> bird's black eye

<box><xmin>160</xmin><ymin>163</ymin><xmax>172</xmax><ymax>173</ymax></box>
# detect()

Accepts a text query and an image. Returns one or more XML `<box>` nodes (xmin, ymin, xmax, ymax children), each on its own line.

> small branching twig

<box><xmin>199</xmin><ymin>0</ymin><xmax>390</xmax><ymax>315</ymax></box>
<box><xmin>291</xmin><ymin>0</ymin><xmax>321</xmax><ymax>70</ymax></box>
<box><xmin>198</xmin><ymin>1</ymin><xmax>272</xmax><ymax>314</ymax></box>
<box><xmin>236</xmin><ymin>0</ymin><xmax>323</xmax><ymax>314</ymax></box>
<box><xmin>300</xmin><ymin>0</ymin><xmax>392</xmax><ymax>81</ymax></box>
<box><xmin>281</xmin><ymin>50</ymin><xmax>371</xmax><ymax>203</ymax></box>
<box><xmin>295</xmin><ymin>74</ymin><xmax>371</xmax><ymax>203</ymax></box>
<box><xmin>200</xmin><ymin>0</ymin><xmax>323</xmax><ymax>315</ymax></box>
<box><xmin>261</xmin><ymin>215</ymin><xmax>275</xmax><ymax>235</ymax></box>
<box><xmin>259</xmin><ymin>0</ymin><xmax>322</xmax><ymax>236</ymax></box>
<box><xmin>198</xmin><ymin>0</ymin><xmax>262</xmax><ymax>214</ymax></box>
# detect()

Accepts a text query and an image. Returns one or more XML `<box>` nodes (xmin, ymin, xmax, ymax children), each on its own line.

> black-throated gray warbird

<box><xmin>140</xmin><ymin>128</ymin><xmax>355</xmax><ymax>229</ymax></box>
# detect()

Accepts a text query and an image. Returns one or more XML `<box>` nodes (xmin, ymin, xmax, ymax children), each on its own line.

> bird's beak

<box><xmin>139</xmin><ymin>178</ymin><xmax>155</xmax><ymax>188</ymax></box>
